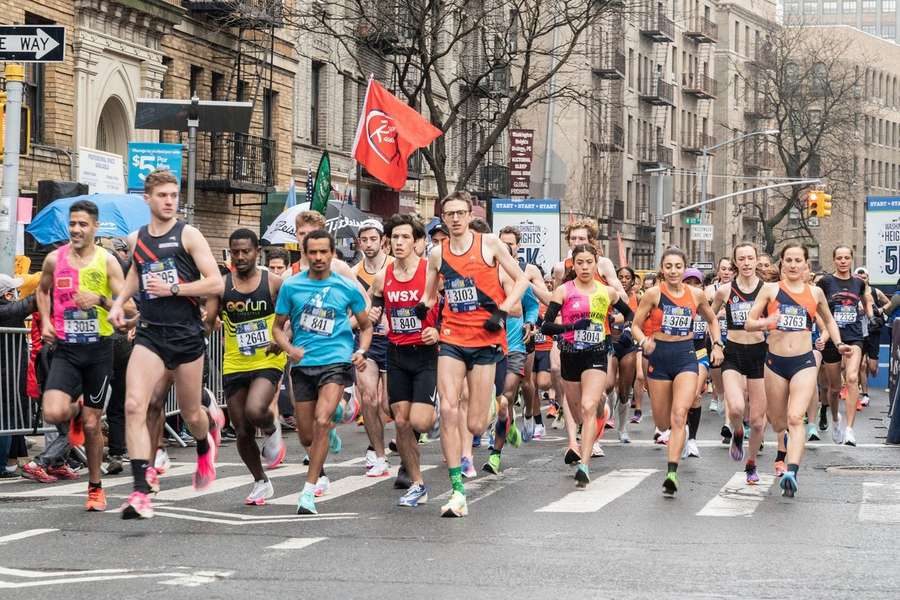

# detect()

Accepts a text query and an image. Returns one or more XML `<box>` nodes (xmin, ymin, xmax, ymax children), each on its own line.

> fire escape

<box><xmin>638</xmin><ymin>1</ymin><xmax>675</xmax><ymax>171</ymax></box>
<box><xmin>183</xmin><ymin>0</ymin><xmax>280</xmax><ymax>205</ymax></box>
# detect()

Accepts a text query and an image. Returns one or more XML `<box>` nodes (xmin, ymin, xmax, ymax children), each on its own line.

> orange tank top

<box><xmin>646</xmin><ymin>282</ymin><xmax>697</xmax><ymax>338</ymax></box>
<box><xmin>439</xmin><ymin>233</ymin><xmax>507</xmax><ymax>349</ymax></box>
<box><xmin>767</xmin><ymin>281</ymin><xmax>817</xmax><ymax>332</ymax></box>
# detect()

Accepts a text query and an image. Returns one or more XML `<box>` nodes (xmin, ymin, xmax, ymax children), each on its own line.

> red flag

<box><xmin>352</xmin><ymin>79</ymin><xmax>442</xmax><ymax>190</ymax></box>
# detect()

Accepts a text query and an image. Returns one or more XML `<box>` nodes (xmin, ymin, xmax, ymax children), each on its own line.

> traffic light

<box><xmin>821</xmin><ymin>193</ymin><xmax>833</xmax><ymax>217</ymax></box>
<box><xmin>807</xmin><ymin>190</ymin><xmax>821</xmax><ymax>218</ymax></box>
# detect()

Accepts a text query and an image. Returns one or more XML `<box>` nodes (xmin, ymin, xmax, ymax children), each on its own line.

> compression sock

<box><xmin>89</xmin><ymin>481</ymin><xmax>102</xmax><ymax>490</ymax></box>
<box><xmin>687</xmin><ymin>407</ymin><xmax>701</xmax><ymax>440</ymax></box>
<box><xmin>667</xmin><ymin>462</ymin><xmax>678</xmax><ymax>474</ymax></box>
<box><xmin>788</xmin><ymin>463</ymin><xmax>799</xmax><ymax>476</ymax></box>
<box><xmin>449</xmin><ymin>466</ymin><xmax>465</xmax><ymax>494</ymax></box>
<box><xmin>776</xmin><ymin>450</ymin><xmax>787</xmax><ymax>462</ymax></box>
<box><xmin>131</xmin><ymin>459</ymin><xmax>150</xmax><ymax>494</ymax></box>
<box><xmin>320</xmin><ymin>466</ymin><xmax>326</xmax><ymax>477</ymax></box>
<box><xmin>534</xmin><ymin>414</ymin><xmax>543</xmax><ymax>426</ymax></box>
<box><xmin>196</xmin><ymin>436</ymin><xmax>210</xmax><ymax>456</ymax></box>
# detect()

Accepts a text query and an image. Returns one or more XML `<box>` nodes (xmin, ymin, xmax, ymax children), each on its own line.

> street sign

<box><xmin>692</xmin><ymin>262</ymin><xmax>714</xmax><ymax>271</ymax></box>
<box><xmin>0</xmin><ymin>26</ymin><xmax>65</xmax><ymax>62</ymax></box>
<box><xmin>808</xmin><ymin>216</ymin><xmax>819</xmax><ymax>228</ymax></box>
<box><xmin>684</xmin><ymin>216</ymin><xmax>701</xmax><ymax>225</ymax></box>
<box><xmin>690</xmin><ymin>224</ymin><xmax>714</xmax><ymax>241</ymax></box>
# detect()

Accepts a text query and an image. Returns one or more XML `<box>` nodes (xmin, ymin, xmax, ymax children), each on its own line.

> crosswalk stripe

<box><xmin>696</xmin><ymin>471</ymin><xmax>776</xmax><ymax>517</ymax></box>
<box><xmin>859</xmin><ymin>482</ymin><xmax>900</xmax><ymax>523</ymax></box>
<box><xmin>0</xmin><ymin>529</ymin><xmax>58</xmax><ymax>545</ymax></box>
<box><xmin>0</xmin><ymin>465</ymin><xmax>196</xmax><ymax>498</ymax></box>
<box><xmin>156</xmin><ymin>464</ymin><xmax>307</xmax><ymax>501</ymax></box>
<box><xmin>535</xmin><ymin>468</ymin><xmax>658</xmax><ymax>513</ymax></box>
<box><xmin>267</xmin><ymin>537</ymin><xmax>327</xmax><ymax>550</ymax></box>
<box><xmin>267</xmin><ymin>465</ymin><xmax>436</xmax><ymax>506</ymax></box>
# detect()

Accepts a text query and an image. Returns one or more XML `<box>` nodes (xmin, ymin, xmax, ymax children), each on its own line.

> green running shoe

<box><xmin>332</xmin><ymin>402</ymin><xmax>344</xmax><ymax>424</ymax></box>
<box><xmin>506</xmin><ymin>421</ymin><xmax>521</xmax><ymax>448</ymax></box>
<box><xmin>440</xmin><ymin>490</ymin><xmax>468</xmax><ymax>517</ymax></box>
<box><xmin>296</xmin><ymin>490</ymin><xmax>317</xmax><ymax>515</ymax></box>
<box><xmin>328</xmin><ymin>428</ymin><xmax>342</xmax><ymax>454</ymax></box>
<box><xmin>483</xmin><ymin>453</ymin><xmax>501</xmax><ymax>475</ymax></box>
<box><xmin>663</xmin><ymin>472</ymin><xmax>679</xmax><ymax>497</ymax></box>
<box><xmin>575</xmin><ymin>464</ymin><xmax>590</xmax><ymax>489</ymax></box>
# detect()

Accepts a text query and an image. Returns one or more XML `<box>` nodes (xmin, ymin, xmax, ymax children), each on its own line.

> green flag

<box><xmin>311</xmin><ymin>151</ymin><xmax>332</xmax><ymax>215</ymax></box>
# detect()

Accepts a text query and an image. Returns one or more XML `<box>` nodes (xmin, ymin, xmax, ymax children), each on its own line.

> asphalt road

<box><xmin>2</xmin><ymin>389</ymin><xmax>900</xmax><ymax>599</ymax></box>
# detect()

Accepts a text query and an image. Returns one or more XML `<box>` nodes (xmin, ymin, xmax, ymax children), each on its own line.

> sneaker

<box><xmin>365</xmin><ymin>449</ymin><xmax>377</xmax><ymax>470</ymax></box>
<box><xmin>595</xmin><ymin>404</ymin><xmax>611</xmax><ymax>440</ymax></box>
<box><xmin>146</xmin><ymin>467</ymin><xmax>160</xmax><ymax>494</ymax></box>
<box><xmin>745</xmin><ymin>463</ymin><xmax>760</xmax><ymax>485</ymax></box>
<box><xmin>605</xmin><ymin>418</ymin><xmax>615</xmax><ymax>430</ymax></box>
<box><xmin>818</xmin><ymin>404</ymin><xmax>829</xmax><ymax>431</ymax></box>
<box><xmin>106</xmin><ymin>455</ymin><xmax>124</xmax><ymax>475</ymax></box>
<box><xmin>618</xmin><ymin>430</ymin><xmax>631</xmax><ymax>444</ymax></box>
<box><xmin>522</xmin><ymin>417</ymin><xmax>535</xmax><ymax>443</ymax></box>
<box><xmin>472</xmin><ymin>434</ymin><xmax>482</xmax><ymax>448</ymax></box>
<box><xmin>207</xmin><ymin>400</ymin><xmax>226</xmax><ymax>448</ymax></box>
<box><xmin>393</xmin><ymin>464</ymin><xmax>411</xmax><ymax>489</ymax></box>
<box><xmin>780</xmin><ymin>471</ymin><xmax>798</xmax><ymax>498</ymax></box>
<box><xmin>564</xmin><ymin>447</ymin><xmax>581</xmax><ymax>465</ymax></box>
<box><xmin>655</xmin><ymin>429</ymin><xmax>670</xmax><ymax>446</ymax></box>
<box><xmin>314</xmin><ymin>476</ymin><xmax>329</xmax><ymax>497</ymax></box>
<box><xmin>552</xmin><ymin>410</ymin><xmax>565</xmax><ymax>429</ymax></box>
<box><xmin>328</xmin><ymin>428</ymin><xmax>342</xmax><ymax>454</ymax></box>
<box><xmin>221</xmin><ymin>425</ymin><xmax>237</xmax><ymax>441</ymax></box>
<box><xmin>0</xmin><ymin>469</ymin><xmax>19</xmax><ymax>479</ymax></box>
<box><xmin>302</xmin><ymin>454</ymin><xmax>310</xmax><ymax>466</ymax></box>
<box><xmin>533</xmin><ymin>424</ymin><xmax>545</xmax><ymax>440</ymax></box>
<box><xmin>506</xmin><ymin>421</ymin><xmax>522</xmax><ymax>448</ymax></box>
<box><xmin>729</xmin><ymin>427</ymin><xmax>745</xmax><ymax>462</ymax></box>
<box><xmin>591</xmin><ymin>440</ymin><xmax>605</xmax><ymax>457</ymax></box>
<box><xmin>279</xmin><ymin>415</ymin><xmax>296</xmax><ymax>431</ymax></box>
<box><xmin>575</xmin><ymin>464</ymin><xmax>590</xmax><ymax>489</ymax></box>
<box><xmin>440</xmin><ymin>490</ymin><xmax>468</xmax><ymax>518</ymax></box>
<box><xmin>121</xmin><ymin>491</ymin><xmax>154</xmax><ymax>519</ymax></box>
<box><xmin>296</xmin><ymin>490</ymin><xmax>317</xmax><ymax>515</ymax></box>
<box><xmin>47</xmin><ymin>464</ymin><xmax>80</xmax><ymax>480</ymax></box>
<box><xmin>388</xmin><ymin>439</ymin><xmax>398</xmax><ymax>453</ymax></box>
<box><xmin>356</xmin><ymin>414</ymin><xmax>365</xmax><ymax>427</ymax></box>
<box><xmin>630</xmin><ymin>411</ymin><xmax>643</xmax><ymax>424</ymax></box>
<box><xmin>340</xmin><ymin>393</ymin><xmax>360</xmax><ymax>424</ymax></box>
<box><xmin>461</xmin><ymin>456</ymin><xmax>477</xmax><ymax>479</ymax></box>
<box><xmin>244</xmin><ymin>480</ymin><xmax>274</xmax><ymax>506</ymax></box>
<box><xmin>261</xmin><ymin>427</ymin><xmax>286</xmax><ymax>470</ymax></box>
<box><xmin>68</xmin><ymin>401</ymin><xmax>85</xmax><ymax>447</ymax></box>
<box><xmin>85</xmin><ymin>486</ymin><xmax>107</xmax><ymax>511</ymax></box>
<box><xmin>154</xmin><ymin>448</ymin><xmax>171</xmax><ymax>474</ymax></box>
<box><xmin>773</xmin><ymin>460</ymin><xmax>787</xmax><ymax>477</ymax></box>
<box><xmin>483</xmin><ymin>453</ymin><xmax>501</xmax><ymax>475</ymax></box>
<box><xmin>367</xmin><ymin>458</ymin><xmax>390</xmax><ymax>478</ymax></box>
<box><xmin>662</xmin><ymin>472</ymin><xmax>679</xmax><ymax>497</ymax></box>
<box><xmin>831</xmin><ymin>414</ymin><xmax>844</xmax><ymax>445</ymax></box>
<box><xmin>806</xmin><ymin>424</ymin><xmax>820</xmax><ymax>442</ymax></box>
<box><xmin>546</xmin><ymin>403</ymin><xmax>559</xmax><ymax>419</ymax></box>
<box><xmin>844</xmin><ymin>426</ymin><xmax>857</xmax><ymax>447</ymax></box>
<box><xmin>709</xmin><ymin>399</ymin><xmax>719</xmax><ymax>414</ymax></box>
<box><xmin>720</xmin><ymin>424</ymin><xmax>732</xmax><ymax>443</ymax></box>
<box><xmin>685</xmin><ymin>439</ymin><xmax>700</xmax><ymax>458</ymax></box>
<box><xmin>192</xmin><ymin>435</ymin><xmax>217</xmax><ymax>491</ymax></box>
<box><xmin>861</xmin><ymin>394</ymin><xmax>870</xmax><ymax>408</ymax></box>
<box><xmin>398</xmin><ymin>483</ymin><xmax>429</xmax><ymax>507</ymax></box>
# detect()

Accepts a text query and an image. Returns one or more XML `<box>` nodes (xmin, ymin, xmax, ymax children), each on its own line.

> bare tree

<box><xmin>737</xmin><ymin>23</ymin><xmax>867</xmax><ymax>255</ymax></box>
<box><xmin>283</xmin><ymin>0</ymin><xmax>621</xmax><ymax>203</ymax></box>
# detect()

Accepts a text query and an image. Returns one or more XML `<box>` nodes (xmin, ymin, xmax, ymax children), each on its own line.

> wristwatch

<box><xmin>170</xmin><ymin>283</ymin><xmax>180</xmax><ymax>297</ymax></box>
<box><xmin>713</xmin><ymin>340</ymin><xmax>724</xmax><ymax>348</ymax></box>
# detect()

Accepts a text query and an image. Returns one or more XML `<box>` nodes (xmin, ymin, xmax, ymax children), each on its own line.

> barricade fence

<box><xmin>1</xmin><ymin>326</ymin><xmax>225</xmax><ymax>436</ymax></box>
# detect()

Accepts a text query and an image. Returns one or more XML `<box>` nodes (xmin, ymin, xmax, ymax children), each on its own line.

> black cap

<box><xmin>429</xmin><ymin>222</ymin><xmax>449</xmax><ymax>237</ymax></box>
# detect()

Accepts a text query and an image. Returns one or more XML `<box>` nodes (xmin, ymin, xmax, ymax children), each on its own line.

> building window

<box><xmin>843</xmin><ymin>0</ymin><xmax>857</xmax><ymax>10</ymax></box>
<box><xmin>884</xmin><ymin>0</ymin><xmax>896</xmax><ymax>11</ymax></box>
<box><xmin>263</xmin><ymin>89</ymin><xmax>276</xmax><ymax>139</ymax></box>
<box><xmin>342</xmin><ymin>75</ymin><xmax>356</xmax><ymax>150</ymax></box>
<box><xmin>734</xmin><ymin>20</ymin><xmax>740</xmax><ymax>53</ymax></box>
<box><xmin>211</xmin><ymin>72</ymin><xmax>224</xmax><ymax>101</ymax></box>
<box><xmin>310</xmin><ymin>62</ymin><xmax>323</xmax><ymax>145</ymax></box>
<box><xmin>803</xmin><ymin>1</ymin><xmax>818</xmax><ymax>13</ymax></box>
<box><xmin>784</xmin><ymin>1</ymin><xmax>800</xmax><ymax>13</ymax></box>
<box><xmin>189</xmin><ymin>65</ymin><xmax>203</xmax><ymax>98</ymax></box>
<box><xmin>862</xmin><ymin>0</ymin><xmax>876</xmax><ymax>10</ymax></box>
<box><xmin>883</xmin><ymin>24</ymin><xmax>897</xmax><ymax>38</ymax></box>
<box><xmin>862</xmin><ymin>24</ymin><xmax>877</xmax><ymax>34</ymax></box>
<box><xmin>822</xmin><ymin>1</ymin><xmax>838</xmax><ymax>13</ymax></box>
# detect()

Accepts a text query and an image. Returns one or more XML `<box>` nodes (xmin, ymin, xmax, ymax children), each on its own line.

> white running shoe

<box><xmin>591</xmin><ymin>440</ymin><xmax>605</xmax><ymax>457</ymax></box>
<box><xmin>843</xmin><ymin>426</ymin><xmax>857</xmax><ymax>447</ymax></box>
<box><xmin>154</xmin><ymin>448</ymin><xmax>171</xmax><ymax>474</ymax></box>
<box><xmin>832</xmin><ymin>414</ymin><xmax>844</xmax><ymax>445</ymax></box>
<box><xmin>523</xmin><ymin>417</ymin><xmax>535</xmax><ymax>442</ymax></box>
<box><xmin>244</xmin><ymin>479</ymin><xmax>274</xmax><ymax>506</ymax></box>
<box><xmin>686</xmin><ymin>439</ymin><xmax>700</xmax><ymax>458</ymax></box>
<box><xmin>709</xmin><ymin>399</ymin><xmax>719</xmax><ymax>414</ymax></box>
<box><xmin>364</xmin><ymin>449</ymin><xmax>377</xmax><ymax>470</ymax></box>
<box><xmin>656</xmin><ymin>429</ymin><xmax>671</xmax><ymax>445</ymax></box>
<box><xmin>618</xmin><ymin>430</ymin><xmax>630</xmax><ymax>444</ymax></box>
<box><xmin>261</xmin><ymin>423</ymin><xmax>285</xmax><ymax>469</ymax></box>
<box><xmin>314</xmin><ymin>475</ymin><xmax>329</xmax><ymax>497</ymax></box>
<box><xmin>533</xmin><ymin>424</ymin><xmax>545</xmax><ymax>440</ymax></box>
<box><xmin>367</xmin><ymin>458</ymin><xmax>390</xmax><ymax>478</ymax></box>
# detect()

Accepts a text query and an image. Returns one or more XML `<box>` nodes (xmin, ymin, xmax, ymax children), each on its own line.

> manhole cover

<box><xmin>0</xmin><ymin>496</ymin><xmax>49</xmax><ymax>503</ymax></box>
<box><xmin>826</xmin><ymin>465</ymin><xmax>900</xmax><ymax>475</ymax></box>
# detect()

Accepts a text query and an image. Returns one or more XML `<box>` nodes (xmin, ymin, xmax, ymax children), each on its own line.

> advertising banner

<box><xmin>866</xmin><ymin>196</ymin><xmax>900</xmax><ymax>286</ymax></box>
<box><xmin>490</xmin><ymin>198</ymin><xmax>560</xmax><ymax>275</ymax></box>
<box><xmin>508</xmin><ymin>129</ymin><xmax>534</xmax><ymax>199</ymax></box>
<box><xmin>127</xmin><ymin>142</ymin><xmax>183</xmax><ymax>192</ymax></box>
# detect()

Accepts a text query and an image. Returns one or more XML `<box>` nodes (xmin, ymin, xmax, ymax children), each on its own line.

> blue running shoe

<box><xmin>729</xmin><ymin>427</ymin><xmax>745</xmax><ymax>462</ymax></box>
<box><xmin>296</xmin><ymin>490</ymin><xmax>317</xmax><ymax>515</ymax></box>
<box><xmin>780</xmin><ymin>471</ymin><xmax>798</xmax><ymax>498</ymax></box>
<box><xmin>461</xmin><ymin>456</ymin><xmax>477</xmax><ymax>479</ymax></box>
<box><xmin>472</xmin><ymin>434</ymin><xmax>482</xmax><ymax>448</ymax></box>
<box><xmin>331</xmin><ymin>402</ymin><xmax>344</xmax><ymax>424</ymax></box>
<box><xmin>397</xmin><ymin>483</ymin><xmax>428</xmax><ymax>507</ymax></box>
<box><xmin>329</xmin><ymin>428</ymin><xmax>342</xmax><ymax>454</ymax></box>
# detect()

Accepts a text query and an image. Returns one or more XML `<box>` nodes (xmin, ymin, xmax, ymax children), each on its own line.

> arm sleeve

<box><xmin>611</xmin><ymin>297</ymin><xmax>634</xmax><ymax>322</ymax></box>
<box><xmin>540</xmin><ymin>302</ymin><xmax>572</xmax><ymax>335</ymax></box>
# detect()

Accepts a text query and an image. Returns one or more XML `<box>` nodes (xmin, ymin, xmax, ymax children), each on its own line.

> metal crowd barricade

<box><xmin>0</xmin><ymin>326</ymin><xmax>54</xmax><ymax>435</ymax></box>
<box><xmin>163</xmin><ymin>328</ymin><xmax>226</xmax><ymax>446</ymax></box>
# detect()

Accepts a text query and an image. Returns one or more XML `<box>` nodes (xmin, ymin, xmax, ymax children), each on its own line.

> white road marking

<box><xmin>535</xmin><ymin>469</ymin><xmax>658</xmax><ymax>513</ymax></box>
<box><xmin>0</xmin><ymin>566</ymin><xmax>231</xmax><ymax>589</ymax></box>
<box><xmin>267</xmin><ymin>537</ymin><xmax>327</xmax><ymax>551</ymax></box>
<box><xmin>0</xmin><ymin>529</ymin><xmax>58</xmax><ymax>545</ymax></box>
<box><xmin>151</xmin><ymin>510</ymin><xmax>355</xmax><ymax>525</ymax></box>
<box><xmin>859</xmin><ymin>482</ymin><xmax>900</xmax><ymax>523</ymax></box>
<box><xmin>696</xmin><ymin>471</ymin><xmax>776</xmax><ymax>517</ymax></box>
<box><xmin>155</xmin><ymin>464</ymin><xmax>307</xmax><ymax>501</ymax></box>
<box><xmin>0</xmin><ymin>566</ymin><xmax>128</xmax><ymax>578</ymax></box>
<box><xmin>268</xmin><ymin>465</ymin><xmax>435</xmax><ymax>506</ymax></box>
<box><xmin>0</xmin><ymin>466</ymin><xmax>196</xmax><ymax>498</ymax></box>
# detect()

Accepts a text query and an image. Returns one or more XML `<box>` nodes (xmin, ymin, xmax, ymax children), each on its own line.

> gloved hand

<box><xmin>413</xmin><ymin>302</ymin><xmax>429</xmax><ymax>321</ymax></box>
<box><xmin>570</xmin><ymin>318</ymin><xmax>592</xmax><ymax>331</ymax></box>
<box><xmin>483</xmin><ymin>308</ymin><xmax>508</xmax><ymax>332</ymax></box>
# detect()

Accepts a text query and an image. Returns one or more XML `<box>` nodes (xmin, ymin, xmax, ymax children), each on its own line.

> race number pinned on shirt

<box><xmin>833</xmin><ymin>304</ymin><xmax>857</xmax><ymax>327</ymax></box>
<box><xmin>299</xmin><ymin>306</ymin><xmax>336</xmax><ymax>336</ymax></box>
<box><xmin>693</xmin><ymin>317</ymin><xmax>708</xmax><ymax>337</ymax></box>
<box><xmin>573</xmin><ymin>324</ymin><xmax>605</xmax><ymax>350</ymax></box>
<box><xmin>141</xmin><ymin>256</ymin><xmax>178</xmax><ymax>300</ymax></box>
<box><xmin>533</xmin><ymin>332</ymin><xmax>547</xmax><ymax>344</ymax></box>
<box><xmin>62</xmin><ymin>308</ymin><xmax>101</xmax><ymax>344</ymax></box>
<box><xmin>390</xmin><ymin>307</ymin><xmax>422</xmax><ymax>334</ymax></box>
<box><xmin>730</xmin><ymin>301</ymin><xmax>753</xmax><ymax>326</ymax></box>
<box><xmin>445</xmin><ymin>277</ymin><xmax>478</xmax><ymax>313</ymax></box>
<box><xmin>661</xmin><ymin>306</ymin><xmax>693</xmax><ymax>336</ymax></box>
<box><xmin>236</xmin><ymin>319</ymin><xmax>270</xmax><ymax>355</ymax></box>
<box><xmin>777</xmin><ymin>305</ymin><xmax>807</xmax><ymax>332</ymax></box>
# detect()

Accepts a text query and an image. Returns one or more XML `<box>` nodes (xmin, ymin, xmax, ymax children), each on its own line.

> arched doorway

<box><xmin>95</xmin><ymin>96</ymin><xmax>130</xmax><ymax>158</ymax></box>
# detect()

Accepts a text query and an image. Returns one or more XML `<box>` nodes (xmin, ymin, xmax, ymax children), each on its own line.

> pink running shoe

<box><xmin>21</xmin><ymin>461</ymin><xmax>58</xmax><ymax>483</ymax></box>
<box><xmin>208</xmin><ymin>397</ymin><xmax>226</xmax><ymax>450</ymax></box>
<box><xmin>121</xmin><ymin>491</ymin><xmax>154</xmax><ymax>519</ymax></box>
<box><xmin>146</xmin><ymin>466</ymin><xmax>161</xmax><ymax>494</ymax></box>
<box><xmin>192</xmin><ymin>435</ymin><xmax>217</xmax><ymax>491</ymax></box>
<box><xmin>261</xmin><ymin>435</ymin><xmax>286</xmax><ymax>470</ymax></box>
<box><xmin>47</xmin><ymin>464</ymin><xmax>80</xmax><ymax>480</ymax></box>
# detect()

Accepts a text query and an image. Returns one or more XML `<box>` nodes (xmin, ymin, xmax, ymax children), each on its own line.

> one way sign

<box><xmin>0</xmin><ymin>26</ymin><xmax>65</xmax><ymax>62</ymax></box>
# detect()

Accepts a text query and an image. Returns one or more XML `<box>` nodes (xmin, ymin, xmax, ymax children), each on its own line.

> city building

<box><xmin>782</xmin><ymin>0</ymin><xmax>900</xmax><ymax>42</ymax></box>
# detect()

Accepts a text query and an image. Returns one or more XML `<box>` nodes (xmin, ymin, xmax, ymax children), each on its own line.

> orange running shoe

<box><xmin>774</xmin><ymin>460</ymin><xmax>787</xmax><ymax>477</ymax></box>
<box><xmin>68</xmin><ymin>400</ymin><xmax>85</xmax><ymax>447</ymax></box>
<box><xmin>594</xmin><ymin>404</ymin><xmax>611</xmax><ymax>442</ymax></box>
<box><xmin>546</xmin><ymin>404</ymin><xmax>559</xmax><ymax>419</ymax></box>
<box><xmin>85</xmin><ymin>486</ymin><xmax>107</xmax><ymax>511</ymax></box>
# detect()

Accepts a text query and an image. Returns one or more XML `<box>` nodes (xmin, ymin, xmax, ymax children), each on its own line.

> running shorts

<box><xmin>44</xmin><ymin>339</ymin><xmax>113</xmax><ymax>410</ymax></box>
<box><xmin>863</xmin><ymin>331</ymin><xmax>881</xmax><ymax>361</ymax></box>
<box><xmin>822</xmin><ymin>340</ymin><xmax>864</xmax><ymax>364</ymax></box>
<box><xmin>223</xmin><ymin>367</ymin><xmax>283</xmax><ymax>398</ymax></box>
<box><xmin>438</xmin><ymin>343</ymin><xmax>504</xmax><ymax>371</ymax></box>
<box><xmin>647</xmin><ymin>339</ymin><xmax>698</xmax><ymax>381</ymax></box>
<box><xmin>765</xmin><ymin>351</ymin><xmax>817</xmax><ymax>380</ymax></box>
<box><xmin>366</xmin><ymin>334</ymin><xmax>389</xmax><ymax>372</ymax></box>
<box><xmin>387</xmin><ymin>343</ymin><xmax>437</xmax><ymax>405</ymax></box>
<box><xmin>291</xmin><ymin>363</ymin><xmax>355</xmax><ymax>402</ymax></box>
<box><xmin>533</xmin><ymin>350</ymin><xmax>551</xmax><ymax>373</ymax></box>
<box><xmin>135</xmin><ymin>322</ymin><xmax>206</xmax><ymax>371</ymax></box>
<box><xmin>721</xmin><ymin>340</ymin><xmax>767</xmax><ymax>379</ymax></box>
<box><xmin>560</xmin><ymin>349</ymin><xmax>608</xmax><ymax>382</ymax></box>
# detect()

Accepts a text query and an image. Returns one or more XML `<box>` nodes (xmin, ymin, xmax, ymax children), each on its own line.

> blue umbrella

<box><xmin>26</xmin><ymin>193</ymin><xmax>151</xmax><ymax>245</ymax></box>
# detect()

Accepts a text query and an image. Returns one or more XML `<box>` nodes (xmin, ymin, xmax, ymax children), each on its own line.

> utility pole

<box><xmin>0</xmin><ymin>64</ymin><xmax>24</xmax><ymax>275</ymax></box>
<box><xmin>654</xmin><ymin>173</ymin><xmax>664</xmax><ymax>268</ymax></box>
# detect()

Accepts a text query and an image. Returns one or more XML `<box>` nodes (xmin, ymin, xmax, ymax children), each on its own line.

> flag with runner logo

<box><xmin>351</xmin><ymin>78</ymin><xmax>443</xmax><ymax>190</ymax></box>
<box><xmin>311</xmin><ymin>151</ymin><xmax>332</xmax><ymax>215</ymax></box>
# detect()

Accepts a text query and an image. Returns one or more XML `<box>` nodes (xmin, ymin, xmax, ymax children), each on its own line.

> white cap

<box><xmin>357</xmin><ymin>219</ymin><xmax>384</xmax><ymax>235</ymax></box>
<box><xmin>0</xmin><ymin>273</ymin><xmax>24</xmax><ymax>295</ymax></box>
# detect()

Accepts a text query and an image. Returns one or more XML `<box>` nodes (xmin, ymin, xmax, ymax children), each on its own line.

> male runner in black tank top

<box><xmin>109</xmin><ymin>169</ymin><xmax>225</xmax><ymax>519</ymax></box>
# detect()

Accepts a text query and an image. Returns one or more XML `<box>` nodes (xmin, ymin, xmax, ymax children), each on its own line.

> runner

<box><xmin>541</xmin><ymin>244</ymin><xmax>621</xmax><ymax>487</ymax></box>
<box><xmin>369</xmin><ymin>214</ymin><xmax>440</xmax><ymax>507</ymax></box>
<box><xmin>272</xmin><ymin>229</ymin><xmax>372</xmax><ymax>515</ymax></box>
<box><xmin>530</xmin><ymin>299</ymin><xmax>555</xmax><ymax>440</ymax></box>
<box><xmin>632</xmin><ymin>248</ymin><xmax>724</xmax><ymax>497</ymax></box>
<box><xmin>745</xmin><ymin>244</ymin><xmax>849</xmax><ymax>497</ymax></box>
<box><xmin>36</xmin><ymin>199</ymin><xmax>134</xmax><ymax>511</ymax></box>
<box><xmin>551</xmin><ymin>219</ymin><xmax>625</xmax><ymax>297</ymax></box>
<box><xmin>266</xmin><ymin>248</ymin><xmax>290</xmax><ymax>278</ymax></box>
<box><xmin>818</xmin><ymin>246</ymin><xmax>873</xmax><ymax>446</ymax></box>
<box><xmin>608</xmin><ymin>266</ymin><xmax>640</xmax><ymax>444</ymax></box>
<box><xmin>854</xmin><ymin>267</ymin><xmax>889</xmax><ymax>408</ymax></box>
<box><xmin>711</xmin><ymin>243</ymin><xmax>768</xmax><ymax>482</ymax></box>
<box><xmin>705</xmin><ymin>257</ymin><xmax>733</xmax><ymax>416</ymax></box>
<box><xmin>109</xmin><ymin>169</ymin><xmax>226</xmax><ymax>519</ymax></box>
<box><xmin>352</xmin><ymin>219</ymin><xmax>392</xmax><ymax>477</ymax></box>
<box><xmin>418</xmin><ymin>191</ymin><xmax>529</xmax><ymax>517</ymax></box>
<box><xmin>682</xmin><ymin>268</ymin><xmax>708</xmax><ymax>459</ymax></box>
<box><xmin>205</xmin><ymin>229</ymin><xmax>287</xmax><ymax>506</ymax></box>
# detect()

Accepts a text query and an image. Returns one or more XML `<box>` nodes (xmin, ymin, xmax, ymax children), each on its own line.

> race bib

<box><xmin>777</xmin><ymin>305</ymin><xmax>807</xmax><ymax>332</ymax></box>
<box><xmin>573</xmin><ymin>324</ymin><xmax>605</xmax><ymax>350</ymax></box>
<box><xmin>299</xmin><ymin>306</ymin><xmax>336</xmax><ymax>336</ymax></box>
<box><xmin>693</xmin><ymin>318</ymin><xmax>708</xmax><ymax>337</ymax></box>
<box><xmin>834</xmin><ymin>304</ymin><xmax>857</xmax><ymax>326</ymax></box>
<box><xmin>533</xmin><ymin>332</ymin><xmax>547</xmax><ymax>344</ymax></box>
<box><xmin>445</xmin><ymin>277</ymin><xmax>478</xmax><ymax>313</ymax></box>
<box><xmin>661</xmin><ymin>306</ymin><xmax>692</xmax><ymax>336</ymax></box>
<box><xmin>390</xmin><ymin>307</ymin><xmax>422</xmax><ymax>334</ymax></box>
<box><xmin>141</xmin><ymin>256</ymin><xmax>178</xmax><ymax>300</ymax></box>
<box><xmin>730</xmin><ymin>301</ymin><xmax>753</xmax><ymax>327</ymax></box>
<box><xmin>236</xmin><ymin>319</ymin><xmax>270</xmax><ymax>355</ymax></box>
<box><xmin>62</xmin><ymin>307</ymin><xmax>100</xmax><ymax>344</ymax></box>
